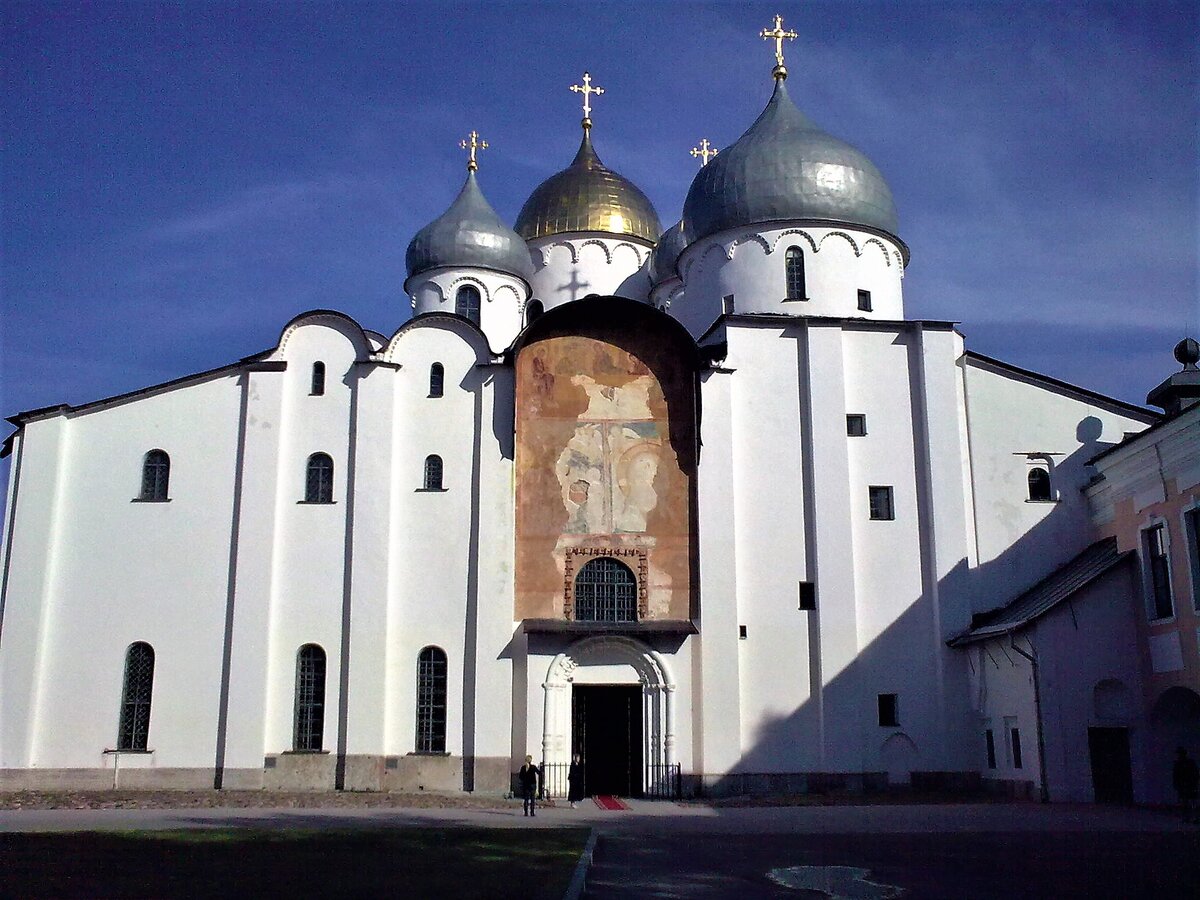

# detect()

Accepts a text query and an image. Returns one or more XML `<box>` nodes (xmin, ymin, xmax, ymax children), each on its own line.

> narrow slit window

<box><xmin>294</xmin><ymin>644</ymin><xmax>326</xmax><ymax>752</ymax></box>
<box><xmin>305</xmin><ymin>453</ymin><xmax>334</xmax><ymax>503</ymax></box>
<box><xmin>139</xmin><ymin>450</ymin><xmax>170</xmax><ymax>501</ymax></box>
<box><xmin>429</xmin><ymin>363</ymin><xmax>444</xmax><ymax>398</ymax></box>
<box><xmin>985</xmin><ymin>729</ymin><xmax>997</xmax><ymax>769</ymax></box>
<box><xmin>416</xmin><ymin>647</ymin><xmax>448</xmax><ymax>753</ymax></box>
<box><xmin>1186</xmin><ymin>508</ymin><xmax>1200</xmax><ymax>611</ymax></box>
<box><xmin>423</xmin><ymin>455</ymin><xmax>443</xmax><ymax>491</ymax></box>
<box><xmin>869</xmin><ymin>486</ymin><xmax>895</xmax><ymax>520</ymax></box>
<box><xmin>1010</xmin><ymin>727</ymin><xmax>1023</xmax><ymax>769</ymax></box>
<box><xmin>785</xmin><ymin>247</ymin><xmax>806</xmax><ymax>300</ymax></box>
<box><xmin>311</xmin><ymin>362</ymin><xmax>326</xmax><ymax>396</ymax></box>
<box><xmin>455</xmin><ymin>285</ymin><xmax>481</xmax><ymax>324</ymax></box>
<box><xmin>1144</xmin><ymin>524</ymin><xmax>1173</xmax><ymax>619</ymax></box>
<box><xmin>857</xmin><ymin>289</ymin><xmax>872</xmax><ymax>312</ymax></box>
<box><xmin>117</xmin><ymin>642</ymin><xmax>155</xmax><ymax>750</ymax></box>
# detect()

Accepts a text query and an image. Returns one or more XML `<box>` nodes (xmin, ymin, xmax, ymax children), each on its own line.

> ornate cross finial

<box><xmin>459</xmin><ymin>130</ymin><xmax>488</xmax><ymax>171</ymax></box>
<box><xmin>690</xmin><ymin>138</ymin><xmax>719</xmax><ymax>166</ymax></box>
<box><xmin>570</xmin><ymin>71</ymin><xmax>605</xmax><ymax>129</ymax></box>
<box><xmin>760</xmin><ymin>13</ymin><xmax>798</xmax><ymax>80</ymax></box>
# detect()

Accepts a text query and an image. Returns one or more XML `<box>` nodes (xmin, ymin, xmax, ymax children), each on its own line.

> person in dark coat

<box><xmin>519</xmin><ymin>755</ymin><xmax>541</xmax><ymax>817</ymax></box>
<box><xmin>1173</xmin><ymin>747</ymin><xmax>1199</xmax><ymax>823</ymax></box>
<box><xmin>567</xmin><ymin>753</ymin><xmax>585</xmax><ymax>809</ymax></box>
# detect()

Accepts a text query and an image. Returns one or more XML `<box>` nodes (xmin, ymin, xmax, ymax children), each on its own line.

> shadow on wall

<box><xmin>701</xmin><ymin>415</ymin><xmax>1197</xmax><ymax>800</ymax></box>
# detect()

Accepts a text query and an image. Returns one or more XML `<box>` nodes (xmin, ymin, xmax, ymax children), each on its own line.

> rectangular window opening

<box><xmin>857</xmin><ymin>289</ymin><xmax>872</xmax><ymax>312</ymax></box>
<box><xmin>1144</xmin><ymin>523</ymin><xmax>1173</xmax><ymax>619</ymax></box>
<box><xmin>846</xmin><ymin>414</ymin><xmax>867</xmax><ymax>437</ymax></box>
<box><xmin>1010</xmin><ymin>727</ymin><xmax>1023</xmax><ymax>770</ymax></box>
<box><xmin>722</xmin><ymin>294</ymin><xmax>735</xmax><ymax>315</ymax></box>
<box><xmin>1185</xmin><ymin>508</ymin><xmax>1200</xmax><ymax>611</ymax></box>
<box><xmin>798</xmin><ymin>582</ymin><xmax>816</xmax><ymax>611</ymax></box>
<box><xmin>985</xmin><ymin>729</ymin><xmax>997</xmax><ymax>769</ymax></box>
<box><xmin>869</xmin><ymin>486</ymin><xmax>895</xmax><ymax>520</ymax></box>
<box><xmin>738</xmin><ymin>624</ymin><xmax>748</xmax><ymax>640</ymax></box>
<box><xmin>877</xmin><ymin>693</ymin><xmax>899</xmax><ymax>727</ymax></box>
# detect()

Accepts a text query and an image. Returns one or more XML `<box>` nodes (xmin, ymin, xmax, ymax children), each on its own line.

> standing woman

<box><xmin>567</xmin><ymin>753</ymin><xmax>585</xmax><ymax>809</ymax></box>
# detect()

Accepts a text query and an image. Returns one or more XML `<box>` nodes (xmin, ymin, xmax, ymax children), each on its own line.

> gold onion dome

<box><xmin>514</xmin><ymin>128</ymin><xmax>661</xmax><ymax>243</ymax></box>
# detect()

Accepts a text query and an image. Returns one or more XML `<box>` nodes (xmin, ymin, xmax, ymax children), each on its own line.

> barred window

<box><xmin>424</xmin><ymin>455</ymin><xmax>443</xmax><ymax>491</ymax></box>
<box><xmin>785</xmin><ymin>246</ymin><xmax>806</xmax><ymax>300</ymax></box>
<box><xmin>869</xmin><ymin>485</ymin><xmax>895</xmax><ymax>520</ymax></box>
<box><xmin>574</xmin><ymin>557</ymin><xmax>637</xmax><ymax>623</ymax></box>
<box><xmin>416</xmin><ymin>646</ymin><xmax>447</xmax><ymax>753</ymax></box>
<box><xmin>140</xmin><ymin>450</ymin><xmax>170</xmax><ymax>501</ymax></box>
<box><xmin>117</xmin><ymin>642</ymin><xmax>155</xmax><ymax>750</ymax></box>
<box><xmin>294</xmin><ymin>644</ymin><xmax>326</xmax><ymax>752</ymax></box>
<box><xmin>1027</xmin><ymin>466</ymin><xmax>1052</xmax><ymax>501</ymax></box>
<box><xmin>429</xmin><ymin>363</ymin><xmax>444</xmax><ymax>398</ymax></box>
<box><xmin>305</xmin><ymin>453</ymin><xmax>334</xmax><ymax>503</ymax></box>
<box><xmin>456</xmin><ymin>285</ymin><xmax>481</xmax><ymax>324</ymax></box>
<box><xmin>311</xmin><ymin>361</ymin><xmax>326</xmax><ymax>396</ymax></box>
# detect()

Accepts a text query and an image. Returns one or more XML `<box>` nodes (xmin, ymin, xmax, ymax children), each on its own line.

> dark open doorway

<box><xmin>1088</xmin><ymin>726</ymin><xmax>1133</xmax><ymax>804</ymax></box>
<box><xmin>572</xmin><ymin>685</ymin><xmax>642</xmax><ymax>797</ymax></box>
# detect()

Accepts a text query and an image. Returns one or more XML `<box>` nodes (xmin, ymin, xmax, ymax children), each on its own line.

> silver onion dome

<box><xmin>406</xmin><ymin>170</ymin><xmax>534</xmax><ymax>281</ymax></box>
<box><xmin>650</xmin><ymin>220</ymin><xmax>688</xmax><ymax>284</ymax></box>
<box><xmin>683</xmin><ymin>79</ymin><xmax>898</xmax><ymax>243</ymax></box>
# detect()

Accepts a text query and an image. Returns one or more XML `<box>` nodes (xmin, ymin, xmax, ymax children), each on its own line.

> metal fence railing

<box><xmin>645</xmin><ymin>763</ymin><xmax>682</xmax><ymax>800</ymax></box>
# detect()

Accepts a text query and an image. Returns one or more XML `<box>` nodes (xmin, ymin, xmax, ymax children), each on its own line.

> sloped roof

<box><xmin>948</xmin><ymin>536</ymin><xmax>1132</xmax><ymax>646</ymax></box>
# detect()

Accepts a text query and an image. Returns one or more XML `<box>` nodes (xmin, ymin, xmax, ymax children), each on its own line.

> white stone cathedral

<box><xmin>0</xmin><ymin>22</ymin><xmax>1164</xmax><ymax>798</ymax></box>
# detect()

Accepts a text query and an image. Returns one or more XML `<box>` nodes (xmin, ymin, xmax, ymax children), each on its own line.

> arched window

<box><xmin>117</xmin><ymin>642</ymin><xmax>155</xmax><ymax>750</ymax></box>
<box><xmin>526</xmin><ymin>300</ymin><xmax>544</xmax><ymax>324</ymax></box>
<box><xmin>574</xmin><ymin>557</ymin><xmax>638</xmax><ymax>623</ymax></box>
<box><xmin>429</xmin><ymin>362</ymin><xmax>444</xmax><ymax>398</ymax></box>
<box><xmin>415</xmin><ymin>647</ymin><xmax>448</xmax><ymax>753</ymax></box>
<box><xmin>423</xmin><ymin>455</ymin><xmax>444</xmax><ymax>490</ymax></box>
<box><xmin>1027</xmin><ymin>467</ymin><xmax>1052</xmax><ymax>501</ymax></box>
<box><xmin>455</xmin><ymin>285</ymin><xmax>481</xmax><ymax>324</ymax></box>
<box><xmin>785</xmin><ymin>246</ymin><xmax>806</xmax><ymax>300</ymax></box>
<box><xmin>311</xmin><ymin>361</ymin><xmax>326</xmax><ymax>396</ymax></box>
<box><xmin>294</xmin><ymin>644</ymin><xmax>326</xmax><ymax>752</ymax></box>
<box><xmin>305</xmin><ymin>453</ymin><xmax>334</xmax><ymax>503</ymax></box>
<box><xmin>140</xmin><ymin>450</ymin><xmax>170</xmax><ymax>501</ymax></box>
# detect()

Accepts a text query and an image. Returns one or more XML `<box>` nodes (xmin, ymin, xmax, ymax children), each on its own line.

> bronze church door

<box><xmin>572</xmin><ymin>685</ymin><xmax>642</xmax><ymax>797</ymax></box>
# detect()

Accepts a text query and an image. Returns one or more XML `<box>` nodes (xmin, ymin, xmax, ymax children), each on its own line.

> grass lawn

<box><xmin>0</xmin><ymin>826</ymin><xmax>589</xmax><ymax>899</ymax></box>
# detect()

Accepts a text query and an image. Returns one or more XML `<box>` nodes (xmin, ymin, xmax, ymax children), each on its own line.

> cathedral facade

<box><xmin>1</xmin><ymin>25</ymin><xmax>1181</xmax><ymax>799</ymax></box>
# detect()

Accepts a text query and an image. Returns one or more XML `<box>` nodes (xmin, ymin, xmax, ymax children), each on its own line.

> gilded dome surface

<box><xmin>651</xmin><ymin>220</ymin><xmax>688</xmax><ymax>284</ymax></box>
<box><xmin>515</xmin><ymin>130</ymin><xmax>661</xmax><ymax>243</ymax></box>
<box><xmin>406</xmin><ymin>171</ymin><xmax>534</xmax><ymax>281</ymax></box>
<box><xmin>683</xmin><ymin>79</ymin><xmax>897</xmax><ymax>243</ymax></box>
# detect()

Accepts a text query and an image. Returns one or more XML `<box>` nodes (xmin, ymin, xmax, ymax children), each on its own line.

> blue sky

<box><xmin>2</xmin><ymin>0</ymin><xmax>1197</xmax><ymax>436</ymax></box>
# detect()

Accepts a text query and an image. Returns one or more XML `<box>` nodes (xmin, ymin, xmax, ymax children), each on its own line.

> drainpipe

<box><xmin>1009</xmin><ymin>635</ymin><xmax>1050</xmax><ymax>803</ymax></box>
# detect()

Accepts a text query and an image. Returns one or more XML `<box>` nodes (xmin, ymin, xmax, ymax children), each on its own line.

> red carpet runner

<box><xmin>593</xmin><ymin>795</ymin><xmax>629</xmax><ymax>811</ymax></box>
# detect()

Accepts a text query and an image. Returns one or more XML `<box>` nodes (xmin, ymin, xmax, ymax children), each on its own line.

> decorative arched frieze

<box><xmin>817</xmin><ymin>230</ymin><xmax>861</xmax><ymax>256</ymax></box>
<box><xmin>577</xmin><ymin>238</ymin><xmax>613</xmax><ymax>265</ymax></box>
<box><xmin>447</xmin><ymin>275</ymin><xmax>490</xmax><ymax>304</ymax></box>
<box><xmin>537</xmin><ymin>241</ymin><xmax>579</xmax><ymax>266</ymax></box>
<box><xmin>492</xmin><ymin>284</ymin><xmax>521</xmax><ymax>306</ymax></box>
<box><xmin>610</xmin><ymin>241</ymin><xmax>648</xmax><ymax>267</ymax></box>
<box><xmin>769</xmin><ymin>229</ymin><xmax>819</xmax><ymax>255</ymax></box>
<box><xmin>860</xmin><ymin>237</ymin><xmax>894</xmax><ymax>267</ymax></box>
<box><xmin>681</xmin><ymin>241</ymin><xmax>727</xmax><ymax>282</ymax></box>
<box><xmin>727</xmin><ymin>233</ymin><xmax>772</xmax><ymax>260</ymax></box>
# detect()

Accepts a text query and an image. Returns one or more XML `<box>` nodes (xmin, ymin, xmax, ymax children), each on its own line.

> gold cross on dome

<box><xmin>570</xmin><ymin>71</ymin><xmax>605</xmax><ymax>125</ymax></box>
<box><xmin>459</xmin><ymin>130</ymin><xmax>488</xmax><ymax>171</ymax></box>
<box><xmin>690</xmin><ymin>138</ymin><xmax>719</xmax><ymax>166</ymax></box>
<box><xmin>760</xmin><ymin>13</ymin><xmax>798</xmax><ymax>78</ymax></box>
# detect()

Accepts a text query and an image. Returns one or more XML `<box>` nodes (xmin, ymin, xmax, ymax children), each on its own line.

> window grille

<box><xmin>456</xmin><ymin>285</ymin><xmax>481</xmax><ymax>324</ymax></box>
<box><xmin>294</xmin><ymin>644</ymin><xmax>326</xmax><ymax>751</ymax></box>
<box><xmin>785</xmin><ymin>247</ymin><xmax>806</xmax><ymax>300</ymax></box>
<box><xmin>311</xmin><ymin>361</ymin><xmax>326</xmax><ymax>396</ymax></box>
<box><xmin>857</xmin><ymin>289</ymin><xmax>872</xmax><ymax>312</ymax></box>
<box><xmin>1027</xmin><ymin>467</ymin><xmax>1052</xmax><ymax>501</ymax></box>
<box><xmin>869</xmin><ymin>486</ymin><xmax>895</xmax><ymax>520</ymax></box>
<box><xmin>429</xmin><ymin>363</ymin><xmax>444</xmax><ymax>398</ymax></box>
<box><xmin>305</xmin><ymin>453</ymin><xmax>334</xmax><ymax>503</ymax></box>
<box><xmin>846</xmin><ymin>414</ymin><xmax>867</xmax><ymax>437</ymax></box>
<box><xmin>140</xmin><ymin>450</ymin><xmax>170</xmax><ymax>501</ymax></box>
<box><xmin>574</xmin><ymin>557</ymin><xmax>637</xmax><ymax>623</ymax></box>
<box><xmin>1145</xmin><ymin>524</ymin><xmax>1173</xmax><ymax>619</ymax></box>
<box><xmin>118</xmin><ymin>642</ymin><xmax>155</xmax><ymax>750</ymax></box>
<box><xmin>416</xmin><ymin>647</ymin><xmax>447</xmax><ymax>753</ymax></box>
<box><xmin>424</xmin><ymin>455</ymin><xmax>443</xmax><ymax>490</ymax></box>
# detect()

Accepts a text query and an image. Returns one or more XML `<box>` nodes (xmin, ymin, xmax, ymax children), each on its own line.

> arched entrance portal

<box><xmin>1150</xmin><ymin>686</ymin><xmax>1200</xmax><ymax>803</ymax></box>
<box><xmin>543</xmin><ymin>636</ymin><xmax>675</xmax><ymax>798</ymax></box>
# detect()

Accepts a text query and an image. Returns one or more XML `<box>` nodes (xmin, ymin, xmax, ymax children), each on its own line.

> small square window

<box><xmin>878</xmin><ymin>693</ymin><xmax>899</xmax><ymax>727</ymax></box>
<box><xmin>869</xmin><ymin>486</ymin><xmax>894</xmax><ymax>520</ymax></box>
<box><xmin>847</xmin><ymin>414</ymin><xmax>867</xmax><ymax>437</ymax></box>
<box><xmin>738</xmin><ymin>625</ymin><xmax>748</xmax><ymax>640</ymax></box>
<box><xmin>722</xmin><ymin>294</ymin><xmax>735</xmax><ymax>315</ymax></box>
<box><xmin>798</xmin><ymin>582</ymin><xmax>816</xmax><ymax>611</ymax></box>
<box><xmin>857</xmin><ymin>289</ymin><xmax>872</xmax><ymax>312</ymax></box>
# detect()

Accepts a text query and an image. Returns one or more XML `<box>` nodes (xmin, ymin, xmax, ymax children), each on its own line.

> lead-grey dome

<box><xmin>651</xmin><ymin>220</ymin><xmax>688</xmax><ymax>284</ymax></box>
<box><xmin>683</xmin><ymin>79</ymin><xmax>898</xmax><ymax>243</ymax></box>
<box><xmin>406</xmin><ymin>171</ymin><xmax>534</xmax><ymax>281</ymax></box>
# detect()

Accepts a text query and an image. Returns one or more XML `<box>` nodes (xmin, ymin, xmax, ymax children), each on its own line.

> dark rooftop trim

<box><xmin>522</xmin><ymin>618</ymin><xmax>698</xmax><ymax>636</ymax></box>
<box><xmin>948</xmin><ymin>536</ymin><xmax>1132</xmax><ymax>647</ymax></box>
<box><xmin>1087</xmin><ymin>400</ymin><xmax>1200</xmax><ymax>466</ymax></box>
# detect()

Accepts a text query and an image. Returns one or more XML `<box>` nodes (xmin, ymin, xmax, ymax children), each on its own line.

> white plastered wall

<box><xmin>406</xmin><ymin>266</ymin><xmax>530</xmax><ymax>354</ymax></box>
<box><xmin>526</xmin><ymin>236</ymin><xmax>653</xmax><ymax>307</ymax></box>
